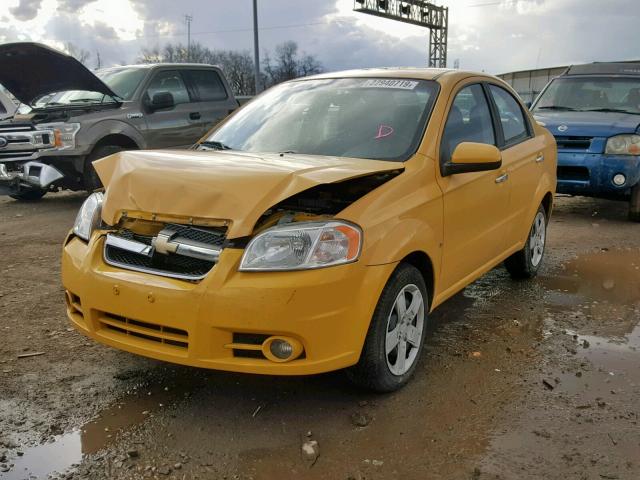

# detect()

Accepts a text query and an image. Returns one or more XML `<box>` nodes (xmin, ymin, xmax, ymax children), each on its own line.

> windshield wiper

<box><xmin>199</xmin><ymin>140</ymin><xmax>233</xmax><ymax>150</ymax></box>
<box><xmin>536</xmin><ymin>105</ymin><xmax>578</xmax><ymax>111</ymax></box>
<box><xmin>582</xmin><ymin>108</ymin><xmax>640</xmax><ymax>115</ymax></box>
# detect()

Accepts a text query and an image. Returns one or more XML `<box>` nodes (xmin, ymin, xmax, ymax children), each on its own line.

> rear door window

<box><xmin>488</xmin><ymin>85</ymin><xmax>529</xmax><ymax>146</ymax></box>
<box><xmin>186</xmin><ymin>70</ymin><xmax>228</xmax><ymax>101</ymax></box>
<box><xmin>146</xmin><ymin>70</ymin><xmax>190</xmax><ymax>105</ymax></box>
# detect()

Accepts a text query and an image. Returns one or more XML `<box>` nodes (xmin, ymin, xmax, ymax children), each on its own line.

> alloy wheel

<box><xmin>385</xmin><ymin>284</ymin><xmax>425</xmax><ymax>376</ymax></box>
<box><xmin>529</xmin><ymin>211</ymin><xmax>546</xmax><ymax>267</ymax></box>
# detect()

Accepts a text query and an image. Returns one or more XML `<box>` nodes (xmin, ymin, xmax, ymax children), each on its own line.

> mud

<box><xmin>0</xmin><ymin>193</ymin><xmax>639</xmax><ymax>479</ymax></box>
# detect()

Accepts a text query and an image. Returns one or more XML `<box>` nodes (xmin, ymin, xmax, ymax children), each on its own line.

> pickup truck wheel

<box><xmin>505</xmin><ymin>205</ymin><xmax>547</xmax><ymax>279</ymax></box>
<box><xmin>9</xmin><ymin>189</ymin><xmax>47</xmax><ymax>201</ymax></box>
<box><xmin>84</xmin><ymin>145</ymin><xmax>124</xmax><ymax>192</ymax></box>
<box><xmin>346</xmin><ymin>263</ymin><xmax>428</xmax><ymax>392</ymax></box>
<box><xmin>629</xmin><ymin>184</ymin><xmax>640</xmax><ymax>222</ymax></box>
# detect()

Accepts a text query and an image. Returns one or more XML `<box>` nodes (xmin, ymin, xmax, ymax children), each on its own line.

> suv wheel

<box><xmin>505</xmin><ymin>205</ymin><xmax>547</xmax><ymax>279</ymax></box>
<box><xmin>629</xmin><ymin>184</ymin><xmax>640</xmax><ymax>222</ymax></box>
<box><xmin>84</xmin><ymin>145</ymin><xmax>124</xmax><ymax>192</ymax></box>
<box><xmin>10</xmin><ymin>189</ymin><xmax>47</xmax><ymax>202</ymax></box>
<box><xmin>346</xmin><ymin>263</ymin><xmax>428</xmax><ymax>392</ymax></box>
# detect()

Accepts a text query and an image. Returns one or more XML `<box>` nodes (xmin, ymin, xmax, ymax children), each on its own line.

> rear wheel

<box><xmin>9</xmin><ymin>189</ymin><xmax>47</xmax><ymax>202</ymax></box>
<box><xmin>629</xmin><ymin>184</ymin><xmax>640</xmax><ymax>222</ymax></box>
<box><xmin>346</xmin><ymin>263</ymin><xmax>428</xmax><ymax>392</ymax></box>
<box><xmin>505</xmin><ymin>205</ymin><xmax>547</xmax><ymax>279</ymax></box>
<box><xmin>83</xmin><ymin>145</ymin><xmax>124</xmax><ymax>192</ymax></box>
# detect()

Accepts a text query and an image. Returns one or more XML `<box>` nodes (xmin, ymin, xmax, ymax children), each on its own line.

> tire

<box><xmin>346</xmin><ymin>263</ymin><xmax>429</xmax><ymax>392</ymax></box>
<box><xmin>629</xmin><ymin>184</ymin><xmax>640</xmax><ymax>222</ymax></box>
<box><xmin>504</xmin><ymin>205</ymin><xmax>547</xmax><ymax>279</ymax></box>
<box><xmin>9</xmin><ymin>189</ymin><xmax>47</xmax><ymax>201</ymax></box>
<box><xmin>83</xmin><ymin>145</ymin><xmax>124</xmax><ymax>192</ymax></box>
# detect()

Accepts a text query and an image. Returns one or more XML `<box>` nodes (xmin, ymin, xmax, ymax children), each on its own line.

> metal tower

<box><xmin>353</xmin><ymin>0</ymin><xmax>449</xmax><ymax>68</ymax></box>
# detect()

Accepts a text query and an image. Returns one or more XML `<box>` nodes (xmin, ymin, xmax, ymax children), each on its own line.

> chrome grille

<box><xmin>103</xmin><ymin>224</ymin><xmax>226</xmax><ymax>281</ymax></box>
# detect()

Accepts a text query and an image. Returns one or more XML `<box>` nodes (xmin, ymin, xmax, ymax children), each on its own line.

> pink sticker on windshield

<box><xmin>375</xmin><ymin>124</ymin><xmax>394</xmax><ymax>139</ymax></box>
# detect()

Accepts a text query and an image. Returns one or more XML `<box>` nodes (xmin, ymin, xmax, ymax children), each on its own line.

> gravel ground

<box><xmin>0</xmin><ymin>192</ymin><xmax>638</xmax><ymax>480</ymax></box>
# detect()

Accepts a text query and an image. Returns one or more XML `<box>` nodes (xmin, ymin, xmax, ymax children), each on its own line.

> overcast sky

<box><xmin>1</xmin><ymin>0</ymin><xmax>639</xmax><ymax>75</ymax></box>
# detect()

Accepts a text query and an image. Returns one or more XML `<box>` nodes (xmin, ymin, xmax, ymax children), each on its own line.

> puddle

<box><xmin>541</xmin><ymin>248</ymin><xmax>640</xmax><ymax>396</ymax></box>
<box><xmin>0</xmin><ymin>382</ymin><xmax>183</xmax><ymax>479</ymax></box>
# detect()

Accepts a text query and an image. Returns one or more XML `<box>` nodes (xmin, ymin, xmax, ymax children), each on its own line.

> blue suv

<box><xmin>531</xmin><ymin>63</ymin><xmax>640</xmax><ymax>221</ymax></box>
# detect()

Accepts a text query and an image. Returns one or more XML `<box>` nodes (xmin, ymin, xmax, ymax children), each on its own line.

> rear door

<box><xmin>485</xmin><ymin>83</ymin><xmax>542</xmax><ymax>248</ymax></box>
<box><xmin>183</xmin><ymin>68</ymin><xmax>237</xmax><ymax>136</ymax></box>
<box><xmin>141</xmin><ymin>69</ymin><xmax>202</xmax><ymax>148</ymax></box>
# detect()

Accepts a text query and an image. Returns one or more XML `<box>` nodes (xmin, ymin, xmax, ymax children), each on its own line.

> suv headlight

<box><xmin>73</xmin><ymin>192</ymin><xmax>103</xmax><ymax>241</ymax></box>
<box><xmin>40</xmin><ymin>122</ymin><xmax>81</xmax><ymax>150</ymax></box>
<box><xmin>605</xmin><ymin>134</ymin><xmax>640</xmax><ymax>155</ymax></box>
<box><xmin>239</xmin><ymin>221</ymin><xmax>362</xmax><ymax>271</ymax></box>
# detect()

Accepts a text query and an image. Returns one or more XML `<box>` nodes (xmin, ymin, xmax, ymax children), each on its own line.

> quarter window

<box><xmin>440</xmin><ymin>84</ymin><xmax>495</xmax><ymax>163</ymax></box>
<box><xmin>488</xmin><ymin>85</ymin><xmax>528</xmax><ymax>145</ymax></box>
<box><xmin>185</xmin><ymin>70</ymin><xmax>228</xmax><ymax>101</ymax></box>
<box><xmin>146</xmin><ymin>71</ymin><xmax>190</xmax><ymax>105</ymax></box>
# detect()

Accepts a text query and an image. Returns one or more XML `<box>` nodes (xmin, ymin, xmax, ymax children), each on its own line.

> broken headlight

<box><xmin>239</xmin><ymin>221</ymin><xmax>362</xmax><ymax>271</ymax></box>
<box><xmin>73</xmin><ymin>192</ymin><xmax>103</xmax><ymax>241</ymax></box>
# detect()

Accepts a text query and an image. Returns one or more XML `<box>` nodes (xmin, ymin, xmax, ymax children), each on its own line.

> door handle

<box><xmin>495</xmin><ymin>173</ymin><xmax>509</xmax><ymax>184</ymax></box>
<box><xmin>189</xmin><ymin>112</ymin><xmax>201</xmax><ymax>120</ymax></box>
<box><xmin>535</xmin><ymin>153</ymin><xmax>544</xmax><ymax>163</ymax></box>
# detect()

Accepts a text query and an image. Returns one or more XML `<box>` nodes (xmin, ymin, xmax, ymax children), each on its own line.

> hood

<box><xmin>95</xmin><ymin>150</ymin><xmax>404</xmax><ymax>238</ymax></box>
<box><xmin>0</xmin><ymin>42</ymin><xmax>117</xmax><ymax>105</ymax></box>
<box><xmin>534</xmin><ymin>110</ymin><xmax>640</xmax><ymax>137</ymax></box>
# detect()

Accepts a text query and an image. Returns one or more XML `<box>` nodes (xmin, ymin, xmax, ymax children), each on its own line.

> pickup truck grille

<box><xmin>554</xmin><ymin>135</ymin><xmax>593</xmax><ymax>151</ymax></box>
<box><xmin>103</xmin><ymin>224</ymin><xmax>226</xmax><ymax>281</ymax></box>
<box><xmin>0</xmin><ymin>125</ymin><xmax>55</xmax><ymax>160</ymax></box>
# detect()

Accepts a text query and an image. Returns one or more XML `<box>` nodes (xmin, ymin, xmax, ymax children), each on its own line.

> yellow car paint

<box><xmin>62</xmin><ymin>68</ymin><xmax>557</xmax><ymax>375</ymax></box>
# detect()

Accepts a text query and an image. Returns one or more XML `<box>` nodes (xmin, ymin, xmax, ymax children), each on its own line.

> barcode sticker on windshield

<box><xmin>361</xmin><ymin>79</ymin><xmax>419</xmax><ymax>90</ymax></box>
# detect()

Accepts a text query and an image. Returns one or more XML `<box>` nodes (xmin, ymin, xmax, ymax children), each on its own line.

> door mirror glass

<box><xmin>443</xmin><ymin>142</ymin><xmax>502</xmax><ymax>176</ymax></box>
<box><xmin>150</xmin><ymin>91</ymin><xmax>175</xmax><ymax>111</ymax></box>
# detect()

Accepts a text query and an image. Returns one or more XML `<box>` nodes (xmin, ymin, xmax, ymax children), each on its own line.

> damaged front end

<box><xmin>0</xmin><ymin>160</ymin><xmax>64</xmax><ymax>196</ymax></box>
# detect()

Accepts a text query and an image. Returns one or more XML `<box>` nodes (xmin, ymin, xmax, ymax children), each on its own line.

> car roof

<box><xmin>298</xmin><ymin>67</ymin><xmax>502</xmax><ymax>86</ymax></box>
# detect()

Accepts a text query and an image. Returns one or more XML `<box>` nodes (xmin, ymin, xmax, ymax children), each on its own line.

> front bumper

<box><xmin>0</xmin><ymin>161</ymin><xmax>63</xmax><ymax>195</ymax></box>
<box><xmin>61</xmin><ymin>233</ymin><xmax>395</xmax><ymax>375</ymax></box>
<box><xmin>556</xmin><ymin>152</ymin><xmax>640</xmax><ymax>198</ymax></box>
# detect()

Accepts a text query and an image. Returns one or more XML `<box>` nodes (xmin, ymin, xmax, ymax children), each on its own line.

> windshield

<box><xmin>202</xmin><ymin>77</ymin><xmax>438</xmax><ymax>161</ymax></box>
<box><xmin>533</xmin><ymin>76</ymin><xmax>640</xmax><ymax>114</ymax></box>
<box><xmin>33</xmin><ymin>67</ymin><xmax>146</xmax><ymax>107</ymax></box>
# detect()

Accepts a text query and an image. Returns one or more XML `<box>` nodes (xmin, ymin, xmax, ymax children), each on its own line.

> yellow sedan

<box><xmin>62</xmin><ymin>69</ymin><xmax>556</xmax><ymax>391</ymax></box>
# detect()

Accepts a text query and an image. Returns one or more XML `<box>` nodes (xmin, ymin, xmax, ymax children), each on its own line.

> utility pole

<box><xmin>252</xmin><ymin>0</ymin><xmax>261</xmax><ymax>94</ymax></box>
<box><xmin>185</xmin><ymin>14</ymin><xmax>193</xmax><ymax>62</ymax></box>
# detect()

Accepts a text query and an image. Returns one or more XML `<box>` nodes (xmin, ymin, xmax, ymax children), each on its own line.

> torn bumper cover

<box><xmin>0</xmin><ymin>161</ymin><xmax>64</xmax><ymax>195</ymax></box>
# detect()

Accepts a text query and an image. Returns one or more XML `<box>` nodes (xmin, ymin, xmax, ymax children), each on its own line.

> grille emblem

<box><xmin>557</xmin><ymin>125</ymin><xmax>568</xmax><ymax>132</ymax></box>
<box><xmin>0</xmin><ymin>137</ymin><xmax>7</xmax><ymax>147</ymax></box>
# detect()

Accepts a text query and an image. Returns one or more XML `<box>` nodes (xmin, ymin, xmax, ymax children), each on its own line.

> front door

<box><xmin>142</xmin><ymin>69</ymin><xmax>203</xmax><ymax>149</ymax></box>
<box><xmin>436</xmin><ymin>82</ymin><xmax>512</xmax><ymax>295</ymax></box>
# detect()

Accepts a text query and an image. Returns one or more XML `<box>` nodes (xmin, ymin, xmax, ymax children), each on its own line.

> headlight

<box><xmin>239</xmin><ymin>221</ymin><xmax>362</xmax><ymax>271</ymax></box>
<box><xmin>73</xmin><ymin>192</ymin><xmax>104</xmax><ymax>241</ymax></box>
<box><xmin>605</xmin><ymin>134</ymin><xmax>640</xmax><ymax>155</ymax></box>
<box><xmin>41</xmin><ymin>122</ymin><xmax>81</xmax><ymax>150</ymax></box>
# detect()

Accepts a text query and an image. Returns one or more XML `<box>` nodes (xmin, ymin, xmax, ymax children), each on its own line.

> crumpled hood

<box><xmin>0</xmin><ymin>42</ymin><xmax>117</xmax><ymax>105</ymax></box>
<box><xmin>534</xmin><ymin>110</ymin><xmax>640</xmax><ymax>137</ymax></box>
<box><xmin>95</xmin><ymin>150</ymin><xmax>403</xmax><ymax>238</ymax></box>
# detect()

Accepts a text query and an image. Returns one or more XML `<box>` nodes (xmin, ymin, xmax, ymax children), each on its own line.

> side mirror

<box><xmin>150</xmin><ymin>91</ymin><xmax>175</xmax><ymax>111</ymax></box>
<box><xmin>442</xmin><ymin>142</ymin><xmax>502</xmax><ymax>176</ymax></box>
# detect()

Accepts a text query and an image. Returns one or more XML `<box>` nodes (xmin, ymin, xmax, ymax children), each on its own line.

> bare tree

<box><xmin>137</xmin><ymin>41</ymin><xmax>322</xmax><ymax>95</ymax></box>
<box><xmin>65</xmin><ymin>42</ymin><xmax>91</xmax><ymax>65</ymax></box>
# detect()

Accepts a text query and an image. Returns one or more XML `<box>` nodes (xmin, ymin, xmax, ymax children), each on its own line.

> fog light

<box><xmin>613</xmin><ymin>173</ymin><xmax>626</xmax><ymax>186</ymax></box>
<box><xmin>270</xmin><ymin>339</ymin><xmax>293</xmax><ymax>359</ymax></box>
<box><xmin>262</xmin><ymin>336</ymin><xmax>304</xmax><ymax>362</ymax></box>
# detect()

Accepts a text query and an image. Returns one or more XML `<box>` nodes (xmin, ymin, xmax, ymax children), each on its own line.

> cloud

<box><xmin>9</xmin><ymin>0</ymin><xmax>43</xmax><ymax>21</ymax></box>
<box><xmin>1</xmin><ymin>0</ymin><xmax>639</xmax><ymax>76</ymax></box>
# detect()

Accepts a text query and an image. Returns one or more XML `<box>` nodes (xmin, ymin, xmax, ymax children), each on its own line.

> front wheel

<box><xmin>629</xmin><ymin>184</ymin><xmax>640</xmax><ymax>222</ymax></box>
<box><xmin>504</xmin><ymin>205</ymin><xmax>547</xmax><ymax>279</ymax></box>
<box><xmin>346</xmin><ymin>263</ymin><xmax>428</xmax><ymax>392</ymax></box>
<box><xmin>83</xmin><ymin>145</ymin><xmax>124</xmax><ymax>192</ymax></box>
